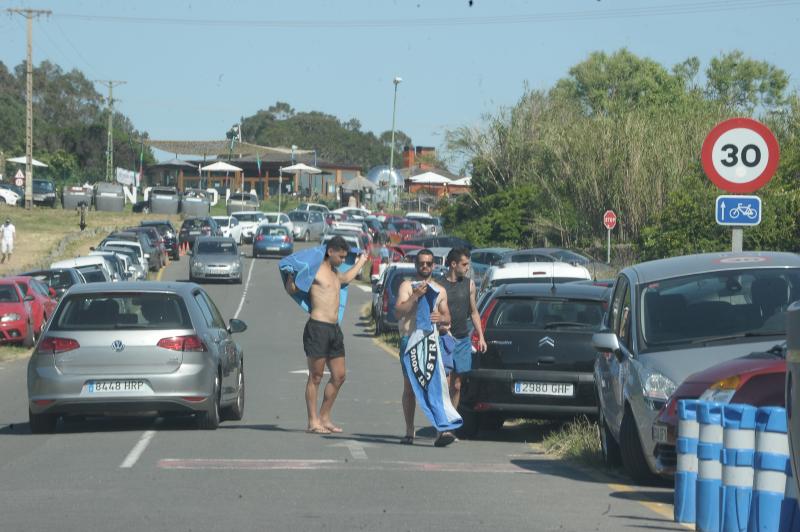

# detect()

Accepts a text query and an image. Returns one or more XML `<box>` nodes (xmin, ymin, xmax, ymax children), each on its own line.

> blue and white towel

<box><xmin>402</xmin><ymin>284</ymin><xmax>463</xmax><ymax>432</ymax></box>
<box><xmin>278</xmin><ymin>245</ymin><xmax>357</xmax><ymax>324</ymax></box>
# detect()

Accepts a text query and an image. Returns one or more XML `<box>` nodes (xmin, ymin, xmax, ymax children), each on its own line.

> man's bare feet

<box><xmin>321</xmin><ymin>422</ymin><xmax>343</xmax><ymax>433</ymax></box>
<box><xmin>306</xmin><ymin>425</ymin><xmax>331</xmax><ymax>434</ymax></box>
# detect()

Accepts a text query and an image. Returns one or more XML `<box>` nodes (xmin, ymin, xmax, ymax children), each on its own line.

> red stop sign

<box><xmin>603</xmin><ymin>210</ymin><xmax>617</xmax><ymax>230</ymax></box>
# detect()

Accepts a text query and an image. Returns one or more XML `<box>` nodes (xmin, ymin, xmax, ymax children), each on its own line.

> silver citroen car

<box><xmin>27</xmin><ymin>282</ymin><xmax>247</xmax><ymax>433</ymax></box>
<box><xmin>189</xmin><ymin>237</ymin><xmax>243</xmax><ymax>284</ymax></box>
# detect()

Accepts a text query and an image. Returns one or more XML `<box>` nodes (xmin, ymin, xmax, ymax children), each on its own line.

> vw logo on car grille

<box><xmin>111</xmin><ymin>340</ymin><xmax>125</xmax><ymax>352</ymax></box>
<box><xmin>538</xmin><ymin>336</ymin><xmax>555</xmax><ymax>348</ymax></box>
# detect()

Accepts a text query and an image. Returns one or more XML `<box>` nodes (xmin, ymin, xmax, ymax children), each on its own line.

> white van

<box><xmin>479</xmin><ymin>261</ymin><xmax>592</xmax><ymax>295</ymax></box>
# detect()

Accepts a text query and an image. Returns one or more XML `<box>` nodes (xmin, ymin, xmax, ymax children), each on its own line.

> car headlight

<box><xmin>231</xmin><ymin>262</ymin><xmax>241</xmax><ymax>271</ymax></box>
<box><xmin>192</xmin><ymin>262</ymin><xmax>204</xmax><ymax>269</ymax></box>
<box><xmin>1</xmin><ymin>313</ymin><xmax>21</xmax><ymax>322</ymax></box>
<box><xmin>698</xmin><ymin>375</ymin><xmax>741</xmax><ymax>404</ymax></box>
<box><xmin>637</xmin><ymin>365</ymin><xmax>676</xmax><ymax>410</ymax></box>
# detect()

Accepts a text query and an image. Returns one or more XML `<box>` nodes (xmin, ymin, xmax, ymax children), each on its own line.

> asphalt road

<box><xmin>0</xmin><ymin>243</ymin><xmax>687</xmax><ymax>531</ymax></box>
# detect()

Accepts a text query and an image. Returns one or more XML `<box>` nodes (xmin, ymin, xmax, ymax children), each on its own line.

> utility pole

<box><xmin>95</xmin><ymin>80</ymin><xmax>126</xmax><ymax>182</ymax></box>
<box><xmin>7</xmin><ymin>8</ymin><xmax>51</xmax><ymax>209</ymax></box>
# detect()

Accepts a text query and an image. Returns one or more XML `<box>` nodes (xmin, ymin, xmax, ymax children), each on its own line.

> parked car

<box><xmin>51</xmin><ymin>256</ymin><xmax>117</xmax><ymax>283</ymax></box>
<box><xmin>479</xmin><ymin>261</ymin><xmax>592</xmax><ymax>295</ymax></box>
<box><xmin>21</xmin><ymin>268</ymin><xmax>87</xmax><ymax>299</ymax></box>
<box><xmin>95</xmin><ymin>244</ymin><xmax>147</xmax><ymax>281</ymax></box>
<box><xmin>288</xmin><ymin>210</ymin><xmax>326</xmax><ymax>242</ymax></box>
<box><xmin>212</xmin><ymin>215</ymin><xmax>243</xmax><ymax>244</ymax></box>
<box><xmin>593</xmin><ymin>251</ymin><xmax>800</xmax><ymax>482</ymax></box>
<box><xmin>96</xmin><ymin>240</ymin><xmax>148</xmax><ymax>279</ymax></box>
<box><xmin>179</xmin><ymin>217</ymin><xmax>221</xmax><ymax>250</ymax></box>
<box><xmin>0</xmin><ymin>280</ymin><xmax>37</xmax><ymax>346</ymax></box>
<box><xmin>404</xmin><ymin>212</ymin><xmax>440</xmax><ymax>235</ymax></box>
<box><xmin>0</xmin><ymin>186</ymin><xmax>21</xmax><ymax>206</ymax></box>
<box><xmin>230</xmin><ymin>211</ymin><xmax>264</xmax><ymax>244</ymax></box>
<box><xmin>141</xmin><ymin>220</ymin><xmax>180</xmax><ymax>261</ymax></box>
<box><xmin>253</xmin><ymin>224</ymin><xmax>293</xmax><ymax>258</ymax></box>
<box><xmin>471</xmin><ymin>247</ymin><xmax>514</xmax><ymax>286</ymax></box>
<box><xmin>26</xmin><ymin>281</ymin><xmax>248</xmax><ymax>433</ymax></box>
<box><xmin>404</xmin><ymin>235</ymin><xmax>473</xmax><ymax>250</ymax></box>
<box><xmin>126</xmin><ymin>226</ymin><xmax>169</xmax><ymax>267</ymax></box>
<box><xmin>89</xmin><ymin>250</ymin><xmax>135</xmax><ymax>281</ymax></box>
<box><xmin>651</xmin><ymin>343</ymin><xmax>786</xmax><ymax>476</ymax></box>
<box><xmin>7</xmin><ymin>276</ymin><xmax>58</xmax><ymax>338</ymax></box>
<box><xmin>189</xmin><ymin>237</ymin><xmax>243</xmax><ymax>284</ymax></box>
<box><xmin>227</xmin><ymin>192</ymin><xmax>260</xmax><ymax>214</ymax></box>
<box><xmin>296</xmin><ymin>202</ymin><xmax>330</xmax><ymax>214</ymax></box>
<box><xmin>32</xmin><ymin>179</ymin><xmax>58</xmax><ymax>208</ymax></box>
<box><xmin>106</xmin><ymin>230</ymin><xmax>161</xmax><ymax>272</ymax></box>
<box><xmin>372</xmin><ymin>263</ymin><xmax>445</xmax><ymax>335</ymax></box>
<box><xmin>259</xmin><ymin>212</ymin><xmax>293</xmax><ymax>234</ymax></box>
<box><xmin>457</xmin><ymin>282</ymin><xmax>610</xmax><ymax>438</ymax></box>
<box><xmin>332</xmin><ymin>207</ymin><xmax>370</xmax><ymax>220</ymax></box>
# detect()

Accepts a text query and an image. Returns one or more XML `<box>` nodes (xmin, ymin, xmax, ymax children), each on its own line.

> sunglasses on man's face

<box><xmin>417</xmin><ymin>261</ymin><xmax>433</xmax><ymax>267</ymax></box>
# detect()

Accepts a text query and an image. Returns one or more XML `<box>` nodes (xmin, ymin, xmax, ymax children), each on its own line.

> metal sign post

<box><xmin>603</xmin><ymin>210</ymin><xmax>617</xmax><ymax>264</ymax></box>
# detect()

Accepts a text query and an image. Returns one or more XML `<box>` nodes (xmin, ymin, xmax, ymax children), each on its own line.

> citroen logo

<box><xmin>111</xmin><ymin>340</ymin><xmax>125</xmax><ymax>352</ymax></box>
<box><xmin>538</xmin><ymin>336</ymin><xmax>555</xmax><ymax>348</ymax></box>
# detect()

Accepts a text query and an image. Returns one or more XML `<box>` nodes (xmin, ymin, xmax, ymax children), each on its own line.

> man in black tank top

<box><xmin>441</xmin><ymin>248</ymin><xmax>487</xmax><ymax>409</ymax></box>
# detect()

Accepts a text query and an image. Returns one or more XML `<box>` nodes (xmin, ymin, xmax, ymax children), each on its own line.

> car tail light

<box><xmin>283</xmin><ymin>235</ymin><xmax>291</xmax><ymax>243</ymax></box>
<box><xmin>472</xmin><ymin>299</ymin><xmax>498</xmax><ymax>351</ymax></box>
<box><xmin>37</xmin><ymin>336</ymin><xmax>80</xmax><ymax>354</ymax></box>
<box><xmin>255</xmin><ymin>234</ymin><xmax>265</xmax><ymax>241</ymax></box>
<box><xmin>157</xmin><ymin>335</ymin><xmax>206</xmax><ymax>352</ymax></box>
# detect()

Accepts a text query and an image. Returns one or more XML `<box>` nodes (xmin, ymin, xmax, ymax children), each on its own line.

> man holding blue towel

<box><xmin>283</xmin><ymin>236</ymin><xmax>368</xmax><ymax>434</ymax></box>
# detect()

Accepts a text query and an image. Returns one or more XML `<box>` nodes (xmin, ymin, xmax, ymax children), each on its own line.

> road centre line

<box><xmin>120</xmin><ymin>430</ymin><xmax>156</xmax><ymax>468</ymax></box>
<box><xmin>234</xmin><ymin>258</ymin><xmax>256</xmax><ymax>320</ymax></box>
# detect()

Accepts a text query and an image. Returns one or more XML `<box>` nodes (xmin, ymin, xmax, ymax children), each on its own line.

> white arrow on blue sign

<box><xmin>715</xmin><ymin>195</ymin><xmax>761</xmax><ymax>226</ymax></box>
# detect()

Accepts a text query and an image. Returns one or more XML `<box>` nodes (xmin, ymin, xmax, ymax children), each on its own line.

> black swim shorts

<box><xmin>303</xmin><ymin>318</ymin><xmax>345</xmax><ymax>358</ymax></box>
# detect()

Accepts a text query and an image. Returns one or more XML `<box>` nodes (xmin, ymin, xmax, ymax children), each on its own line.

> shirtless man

<box><xmin>394</xmin><ymin>249</ymin><xmax>454</xmax><ymax>447</ymax></box>
<box><xmin>284</xmin><ymin>235</ymin><xmax>368</xmax><ymax>434</ymax></box>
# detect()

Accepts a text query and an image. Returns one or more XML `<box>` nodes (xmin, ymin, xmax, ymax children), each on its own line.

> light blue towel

<box><xmin>401</xmin><ymin>284</ymin><xmax>463</xmax><ymax>432</ymax></box>
<box><xmin>278</xmin><ymin>245</ymin><xmax>357</xmax><ymax>324</ymax></box>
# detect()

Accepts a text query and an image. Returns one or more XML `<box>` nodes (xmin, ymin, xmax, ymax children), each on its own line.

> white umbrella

<box><xmin>342</xmin><ymin>175</ymin><xmax>376</xmax><ymax>191</ymax></box>
<box><xmin>409</xmin><ymin>171</ymin><xmax>452</xmax><ymax>185</ymax></box>
<box><xmin>200</xmin><ymin>161</ymin><xmax>243</xmax><ymax>172</ymax></box>
<box><xmin>6</xmin><ymin>156</ymin><xmax>48</xmax><ymax>168</ymax></box>
<box><xmin>279</xmin><ymin>163</ymin><xmax>322</xmax><ymax>212</ymax></box>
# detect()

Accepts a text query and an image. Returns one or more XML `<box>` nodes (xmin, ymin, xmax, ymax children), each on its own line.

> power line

<box><xmin>95</xmin><ymin>80</ymin><xmax>126</xmax><ymax>182</ymax></box>
<box><xmin>54</xmin><ymin>0</ymin><xmax>800</xmax><ymax>29</ymax></box>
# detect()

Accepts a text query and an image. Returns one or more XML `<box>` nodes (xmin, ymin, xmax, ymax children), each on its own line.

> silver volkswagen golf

<box><xmin>189</xmin><ymin>237</ymin><xmax>243</xmax><ymax>284</ymax></box>
<box><xmin>27</xmin><ymin>282</ymin><xmax>247</xmax><ymax>433</ymax></box>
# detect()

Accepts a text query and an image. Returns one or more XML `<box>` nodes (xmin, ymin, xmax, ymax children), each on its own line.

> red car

<box><xmin>652</xmin><ymin>344</ymin><xmax>786</xmax><ymax>476</ymax></box>
<box><xmin>0</xmin><ymin>280</ymin><xmax>36</xmax><ymax>346</ymax></box>
<box><xmin>7</xmin><ymin>276</ymin><xmax>58</xmax><ymax>337</ymax></box>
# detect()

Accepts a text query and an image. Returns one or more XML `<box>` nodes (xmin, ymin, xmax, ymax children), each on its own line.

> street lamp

<box><xmin>389</xmin><ymin>77</ymin><xmax>402</xmax><ymax>172</ymax></box>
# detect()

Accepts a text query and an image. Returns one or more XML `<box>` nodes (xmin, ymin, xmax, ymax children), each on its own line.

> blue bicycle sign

<box><xmin>715</xmin><ymin>195</ymin><xmax>761</xmax><ymax>226</ymax></box>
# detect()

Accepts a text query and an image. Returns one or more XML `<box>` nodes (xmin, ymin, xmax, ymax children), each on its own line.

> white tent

<box><xmin>200</xmin><ymin>161</ymin><xmax>243</xmax><ymax>172</ymax></box>
<box><xmin>409</xmin><ymin>171</ymin><xmax>452</xmax><ymax>185</ymax></box>
<box><xmin>449</xmin><ymin>176</ymin><xmax>471</xmax><ymax>186</ymax></box>
<box><xmin>280</xmin><ymin>163</ymin><xmax>321</xmax><ymax>175</ymax></box>
<box><xmin>6</xmin><ymin>156</ymin><xmax>48</xmax><ymax>168</ymax></box>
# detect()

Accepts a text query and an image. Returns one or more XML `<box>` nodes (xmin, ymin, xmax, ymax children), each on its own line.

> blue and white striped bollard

<box><xmin>698</xmin><ymin>402</ymin><xmax>724</xmax><ymax>532</ymax></box>
<box><xmin>748</xmin><ymin>406</ymin><xmax>789</xmax><ymax>532</ymax></box>
<box><xmin>720</xmin><ymin>404</ymin><xmax>757</xmax><ymax>532</ymax></box>
<box><xmin>675</xmin><ymin>399</ymin><xmax>700</xmax><ymax>524</ymax></box>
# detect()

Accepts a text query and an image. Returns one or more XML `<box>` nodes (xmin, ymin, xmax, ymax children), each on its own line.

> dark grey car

<box><xmin>27</xmin><ymin>282</ymin><xmax>247</xmax><ymax>432</ymax></box>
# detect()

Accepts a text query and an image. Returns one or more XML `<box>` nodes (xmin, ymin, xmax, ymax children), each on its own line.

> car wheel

<box><xmin>480</xmin><ymin>413</ymin><xmax>504</xmax><ymax>432</ymax></box>
<box><xmin>598</xmin><ymin>398</ymin><xmax>622</xmax><ymax>467</ymax></box>
<box><xmin>196</xmin><ymin>373</ymin><xmax>221</xmax><ymax>430</ymax></box>
<box><xmin>456</xmin><ymin>408</ymin><xmax>480</xmax><ymax>439</ymax></box>
<box><xmin>304</xmin><ymin>231</ymin><xmax>310</xmax><ymax>242</ymax></box>
<box><xmin>29</xmin><ymin>409</ymin><xmax>58</xmax><ymax>434</ymax></box>
<box><xmin>23</xmin><ymin>319</ymin><xmax>35</xmax><ymax>348</ymax></box>
<box><xmin>374</xmin><ymin>316</ymin><xmax>383</xmax><ymax>336</ymax></box>
<box><xmin>222</xmin><ymin>367</ymin><xmax>245</xmax><ymax>421</ymax></box>
<box><xmin>619</xmin><ymin>405</ymin><xmax>657</xmax><ymax>483</ymax></box>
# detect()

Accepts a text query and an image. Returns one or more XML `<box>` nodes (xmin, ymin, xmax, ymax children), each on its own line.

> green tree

<box><xmin>705</xmin><ymin>50</ymin><xmax>790</xmax><ymax>112</ymax></box>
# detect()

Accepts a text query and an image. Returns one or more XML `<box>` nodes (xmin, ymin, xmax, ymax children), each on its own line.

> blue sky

<box><xmin>1</xmin><ymin>0</ymin><xmax>798</xmax><ymax>169</ymax></box>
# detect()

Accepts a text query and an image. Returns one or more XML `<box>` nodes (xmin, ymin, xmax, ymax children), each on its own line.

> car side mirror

<box><xmin>23</xmin><ymin>295</ymin><xmax>34</xmax><ymax>302</ymax></box>
<box><xmin>48</xmin><ymin>287</ymin><xmax>57</xmax><ymax>298</ymax></box>
<box><xmin>228</xmin><ymin>318</ymin><xmax>247</xmax><ymax>334</ymax></box>
<box><xmin>89</xmin><ymin>246</ymin><xmax>95</xmax><ymax>251</ymax></box>
<box><xmin>592</xmin><ymin>332</ymin><xmax>623</xmax><ymax>359</ymax></box>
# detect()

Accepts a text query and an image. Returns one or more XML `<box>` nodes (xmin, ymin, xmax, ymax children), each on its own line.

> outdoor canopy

<box><xmin>200</xmin><ymin>161</ymin><xmax>243</xmax><ymax>172</ymax></box>
<box><xmin>280</xmin><ymin>163</ymin><xmax>321</xmax><ymax>175</ymax></box>
<box><xmin>342</xmin><ymin>175</ymin><xmax>376</xmax><ymax>191</ymax></box>
<box><xmin>6</xmin><ymin>156</ymin><xmax>48</xmax><ymax>168</ymax></box>
<box><xmin>409</xmin><ymin>171</ymin><xmax>452</xmax><ymax>185</ymax></box>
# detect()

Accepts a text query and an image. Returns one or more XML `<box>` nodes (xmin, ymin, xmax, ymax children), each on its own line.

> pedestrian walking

<box><xmin>441</xmin><ymin>248</ymin><xmax>487</xmax><ymax>409</ymax></box>
<box><xmin>1</xmin><ymin>218</ymin><xmax>16</xmax><ymax>264</ymax></box>
<box><xmin>395</xmin><ymin>249</ymin><xmax>460</xmax><ymax>447</ymax></box>
<box><xmin>282</xmin><ymin>235</ymin><xmax>368</xmax><ymax>434</ymax></box>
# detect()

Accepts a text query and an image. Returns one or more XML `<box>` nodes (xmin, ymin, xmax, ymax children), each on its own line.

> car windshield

<box><xmin>393</xmin><ymin>221</ymin><xmax>418</xmax><ymax>231</ymax></box>
<box><xmin>263</xmin><ymin>214</ymin><xmax>280</xmax><ymax>223</ymax></box>
<box><xmin>490</xmin><ymin>298</ymin><xmax>604</xmax><ymax>330</ymax></box>
<box><xmin>289</xmin><ymin>211</ymin><xmax>309</xmax><ymax>222</ymax></box>
<box><xmin>505</xmin><ymin>252</ymin><xmax>554</xmax><ymax>263</ymax></box>
<box><xmin>33</xmin><ymin>181</ymin><xmax>54</xmax><ymax>193</ymax></box>
<box><xmin>77</xmin><ymin>266</ymin><xmax>106</xmax><ymax>282</ymax></box>
<box><xmin>213</xmin><ymin>218</ymin><xmax>231</xmax><ymax>227</ymax></box>
<box><xmin>0</xmin><ymin>284</ymin><xmax>19</xmax><ymax>302</ymax></box>
<box><xmin>196</xmin><ymin>241</ymin><xmax>236</xmax><ymax>254</ymax></box>
<box><xmin>51</xmin><ymin>293</ymin><xmax>192</xmax><ymax>330</ymax></box>
<box><xmin>182</xmin><ymin>219</ymin><xmax>208</xmax><ymax>230</ymax></box>
<box><xmin>550</xmin><ymin>250</ymin><xmax>590</xmax><ymax>265</ymax></box>
<box><xmin>28</xmin><ymin>271</ymin><xmax>74</xmax><ymax>290</ymax></box>
<box><xmin>104</xmin><ymin>248</ymin><xmax>140</xmax><ymax>265</ymax></box>
<box><xmin>232</xmin><ymin>213</ymin><xmax>262</xmax><ymax>223</ymax></box>
<box><xmin>640</xmin><ymin>267</ymin><xmax>800</xmax><ymax>348</ymax></box>
<box><xmin>259</xmin><ymin>226</ymin><xmax>288</xmax><ymax>236</ymax></box>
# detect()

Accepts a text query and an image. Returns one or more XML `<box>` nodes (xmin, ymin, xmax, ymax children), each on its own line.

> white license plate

<box><xmin>86</xmin><ymin>380</ymin><xmax>147</xmax><ymax>393</ymax></box>
<box><xmin>189</xmin><ymin>230</ymin><xmax>200</xmax><ymax>235</ymax></box>
<box><xmin>267</xmin><ymin>247</ymin><xmax>280</xmax><ymax>251</ymax></box>
<box><xmin>652</xmin><ymin>424</ymin><xmax>669</xmax><ymax>444</ymax></box>
<box><xmin>513</xmin><ymin>382</ymin><xmax>573</xmax><ymax>396</ymax></box>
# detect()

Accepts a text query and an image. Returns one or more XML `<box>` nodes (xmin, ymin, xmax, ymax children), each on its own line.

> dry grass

<box><xmin>541</xmin><ymin>415</ymin><xmax>604</xmax><ymax>466</ymax></box>
<box><xmin>0</xmin><ymin>204</ymin><xmax>180</xmax><ymax>275</ymax></box>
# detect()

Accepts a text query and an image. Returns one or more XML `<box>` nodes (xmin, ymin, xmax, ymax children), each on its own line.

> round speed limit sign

<box><xmin>701</xmin><ymin>117</ymin><xmax>780</xmax><ymax>193</ymax></box>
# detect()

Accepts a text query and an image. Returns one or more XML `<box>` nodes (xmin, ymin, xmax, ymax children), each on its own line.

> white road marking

<box><xmin>290</xmin><ymin>369</ymin><xmax>329</xmax><ymax>376</ymax></box>
<box><xmin>330</xmin><ymin>439</ymin><xmax>369</xmax><ymax>460</ymax></box>
<box><xmin>120</xmin><ymin>430</ymin><xmax>156</xmax><ymax>469</ymax></box>
<box><xmin>354</xmin><ymin>284</ymin><xmax>372</xmax><ymax>293</ymax></box>
<box><xmin>233</xmin><ymin>258</ymin><xmax>256</xmax><ymax>320</ymax></box>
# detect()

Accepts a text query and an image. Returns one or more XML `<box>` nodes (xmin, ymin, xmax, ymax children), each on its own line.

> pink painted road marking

<box><xmin>158</xmin><ymin>458</ymin><xmax>536</xmax><ymax>474</ymax></box>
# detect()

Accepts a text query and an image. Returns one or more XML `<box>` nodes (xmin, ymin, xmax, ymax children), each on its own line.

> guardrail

<box><xmin>675</xmin><ymin>400</ymin><xmax>800</xmax><ymax>531</ymax></box>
